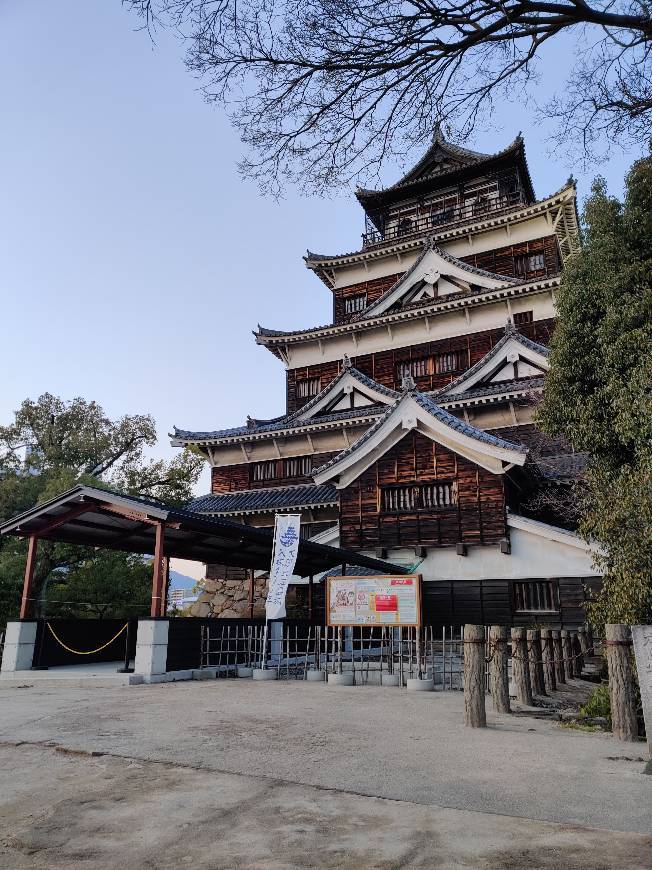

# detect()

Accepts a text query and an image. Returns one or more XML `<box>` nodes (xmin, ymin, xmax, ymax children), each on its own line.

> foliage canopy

<box><xmin>539</xmin><ymin>153</ymin><xmax>652</xmax><ymax>625</ymax></box>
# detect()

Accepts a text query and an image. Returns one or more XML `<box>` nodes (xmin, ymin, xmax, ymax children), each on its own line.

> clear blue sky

<box><xmin>0</xmin><ymin>1</ymin><xmax>644</xmax><ymax>497</ymax></box>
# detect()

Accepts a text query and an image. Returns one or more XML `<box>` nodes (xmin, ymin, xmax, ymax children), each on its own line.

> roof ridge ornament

<box><xmin>342</xmin><ymin>354</ymin><xmax>352</xmax><ymax>369</ymax></box>
<box><xmin>401</xmin><ymin>374</ymin><xmax>417</xmax><ymax>393</ymax></box>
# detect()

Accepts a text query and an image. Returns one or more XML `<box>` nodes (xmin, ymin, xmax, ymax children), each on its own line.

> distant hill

<box><xmin>168</xmin><ymin>570</ymin><xmax>198</xmax><ymax>592</ymax></box>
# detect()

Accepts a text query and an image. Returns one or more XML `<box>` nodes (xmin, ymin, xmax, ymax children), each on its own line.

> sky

<box><xmin>0</xmin><ymin>0</ymin><xmax>645</xmax><ymax>520</ymax></box>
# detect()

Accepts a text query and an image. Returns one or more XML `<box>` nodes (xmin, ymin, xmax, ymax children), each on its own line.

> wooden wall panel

<box><xmin>285</xmin><ymin>319</ymin><xmax>556</xmax><ymax>411</ymax></box>
<box><xmin>211</xmin><ymin>451</ymin><xmax>336</xmax><ymax>493</ymax></box>
<box><xmin>460</xmin><ymin>235</ymin><xmax>560</xmax><ymax>279</ymax></box>
<box><xmin>339</xmin><ymin>431</ymin><xmax>507</xmax><ymax>550</ymax></box>
<box><xmin>332</xmin><ymin>273</ymin><xmax>402</xmax><ymax>324</ymax></box>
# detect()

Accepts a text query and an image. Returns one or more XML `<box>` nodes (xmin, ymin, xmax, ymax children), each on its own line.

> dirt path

<box><xmin>1</xmin><ymin>743</ymin><xmax>650</xmax><ymax>869</ymax></box>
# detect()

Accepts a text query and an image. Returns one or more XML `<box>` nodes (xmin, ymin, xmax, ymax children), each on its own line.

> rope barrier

<box><xmin>46</xmin><ymin>622</ymin><xmax>128</xmax><ymax>656</ymax></box>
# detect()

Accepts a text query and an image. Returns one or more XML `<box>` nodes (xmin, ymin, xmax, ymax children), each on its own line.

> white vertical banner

<box><xmin>265</xmin><ymin>514</ymin><xmax>302</xmax><ymax>621</ymax></box>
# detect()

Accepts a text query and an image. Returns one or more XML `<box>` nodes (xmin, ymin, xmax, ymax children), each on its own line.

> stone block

<box><xmin>220</xmin><ymin>609</ymin><xmax>239</xmax><ymax>618</ymax></box>
<box><xmin>136</xmin><ymin>620</ymin><xmax>169</xmax><ymax>646</ymax></box>
<box><xmin>203</xmin><ymin>579</ymin><xmax>218</xmax><ymax>594</ymax></box>
<box><xmin>211</xmin><ymin>593</ymin><xmax>228</xmax><ymax>607</ymax></box>
<box><xmin>4</xmin><ymin>621</ymin><xmax>37</xmax><ymax>646</ymax></box>
<box><xmin>1</xmin><ymin>643</ymin><xmax>35</xmax><ymax>672</ymax></box>
<box><xmin>135</xmin><ymin>642</ymin><xmax>168</xmax><ymax>676</ymax></box>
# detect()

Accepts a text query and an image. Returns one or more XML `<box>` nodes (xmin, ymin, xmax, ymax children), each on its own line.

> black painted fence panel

<box><xmin>33</xmin><ymin>618</ymin><xmax>138</xmax><ymax>668</ymax></box>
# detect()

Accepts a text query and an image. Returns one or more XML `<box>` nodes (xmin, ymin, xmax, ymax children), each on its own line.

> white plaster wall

<box><xmin>330</xmin><ymin>214</ymin><xmax>555</xmax><ymax>288</ymax></box>
<box><xmin>284</xmin><ymin>291</ymin><xmax>556</xmax><ymax>369</ymax></box>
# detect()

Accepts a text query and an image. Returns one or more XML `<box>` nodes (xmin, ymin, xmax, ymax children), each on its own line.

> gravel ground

<box><xmin>0</xmin><ymin>677</ymin><xmax>650</xmax><ymax>868</ymax></box>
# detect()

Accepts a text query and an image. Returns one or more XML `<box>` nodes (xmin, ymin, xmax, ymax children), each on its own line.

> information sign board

<box><xmin>326</xmin><ymin>575</ymin><xmax>422</xmax><ymax>627</ymax></box>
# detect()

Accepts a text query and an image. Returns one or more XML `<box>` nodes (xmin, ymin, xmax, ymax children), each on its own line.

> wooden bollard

<box><xmin>605</xmin><ymin>624</ymin><xmax>638</xmax><ymax>742</ymax></box>
<box><xmin>511</xmin><ymin>627</ymin><xmax>533</xmax><ymax>706</ymax></box>
<box><xmin>561</xmin><ymin>630</ymin><xmax>573</xmax><ymax>682</ymax></box>
<box><xmin>552</xmin><ymin>630</ymin><xmax>565</xmax><ymax>684</ymax></box>
<box><xmin>463</xmin><ymin>624</ymin><xmax>487</xmax><ymax>728</ymax></box>
<box><xmin>571</xmin><ymin>632</ymin><xmax>583</xmax><ymax>677</ymax></box>
<box><xmin>540</xmin><ymin>629</ymin><xmax>556</xmax><ymax>693</ymax></box>
<box><xmin>489</xmin><ymin>625</ymin><xmax>510</xmax><ymax>713</ymax></box>
<box><xmin>527</xmin><ymin>629</ymin><xmax>546</xmax><ymax>697</ymax></box>
<box><xmin>578</xmin><ymin>628</ymin><xmax>590</xmax><ymax>659</ymax></box>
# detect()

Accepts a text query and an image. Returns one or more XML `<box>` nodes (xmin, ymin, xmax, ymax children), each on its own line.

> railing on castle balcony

<box><xmin>362</xmin><ymin>191</ymin><xmax>526</xmax><ymax>248</ymax></box>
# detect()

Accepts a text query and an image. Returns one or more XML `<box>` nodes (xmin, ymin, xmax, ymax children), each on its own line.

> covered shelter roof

<box><xmin>0</xmin><ymin>485</ymin><xmax>409</xmax><ymax>578</ymax></box>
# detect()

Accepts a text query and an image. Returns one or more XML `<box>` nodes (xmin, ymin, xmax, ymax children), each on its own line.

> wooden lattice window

<box><xmin>297</xmin><ymin>377</ymin><xmax>320</xmax><ymax>398</ymax></box>
<box><xmin>513</xmin><ymin>310</ymin><xmax>534</xmax><ymax>326</ymax></box>
<box><xmin>252</xmin><ymin>460</ymin><xmax>278</xmax><ymax>482</ymax></box>
<box><xmin>344</xmin><ymin>294</ymin><xmax>367</xmax><ymax>315</ymax></box>
<box><xmin>397</xmin><ymin>357</ymin><xmax>431</xmax><ymax>380</ymax></box>
<box><xmin>513</xmin><ymin>580</ymin><xmax>559</xmax><ymax>612</ymax></box>
<box><xmin>283</xmin><ymin>456</ymin><xmax>313</xmax><ymax>478</ymax></box>
<box><xmin>434</xmin><ymin>350</ymin><xmax>465</xmax><ymax>374</ymax></box>
<box><xmin>514</xmin><ymin>253</ymin><xmax>545</xmax><ymax>278</ymax></box>
<box><xmin>382</xmin><ymin>482</ymin><xmax>456</xmax><ymax>513</ymax></box>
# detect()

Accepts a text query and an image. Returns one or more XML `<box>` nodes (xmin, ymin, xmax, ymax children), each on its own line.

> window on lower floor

<box><xmin>382</xmin><ymin>482</ymin><xmax>456</xmax><ymax>513</ymax></box>
<box><xmin>514</xmin><ymin>252</ymin><xmax>545</xmax><ymax>278</ymax></box>
<box><xmin>397</xmin><ymin>357</ymin><xmax>431</xmax><ymax>380</ymax></box>
<box><xmin>513</xmin><ymin>580</ymin><xmax>559</xmax><ymax>612</ymax></box>
<box><xmin>297</xmin><ymin>377</ymin><xmax>320</xmax><ymax>398</ymax></box>
<box><xmin>344</xmin><ymin>293</ymin><xmax>367</xmax><ymax>315</ymax></box>
<box><xmin>434</xmin><ymin>350</ymin><xmax>466</xmax><ymax>374</ymax></box>
<box><xmin>251</xmin><ymin>456</ymin><xmax>314</xmax><ymax>483</ymax></box>
<box><xmin>513</xmin><ymin>310</ymin><xmax>534</xmax><ymax>326</ymax></box>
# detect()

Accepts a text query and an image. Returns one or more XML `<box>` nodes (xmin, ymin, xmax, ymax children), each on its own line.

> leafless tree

<box><xmin>125</xmin><ymin>0</ymin><xmax>652</xmax><ymax>192</ymax></box>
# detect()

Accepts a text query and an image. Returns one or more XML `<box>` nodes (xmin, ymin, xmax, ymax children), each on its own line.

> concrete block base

<box><xmin>253</xmin><ymin>668</ymin><xmax>278</xmax><ymax>681</ymax></box>
<box><xmin>306</xmin><ymin>670</ymin><xmax>325</xmax><ymax>682</ymax></box>
<box><xmin>1</xmin><ymin>622</ymin><xmax>37</xmax><ymax>673</ymax></box>
<box><xmin>192</xmin><ymin>669</ymin><xmax>217</xmax><ymax>680</ymax></box>
<box><xmin>381</xmin><ymin>673</ymin><xmax>400</xmax><ymax>686</ymax></box>
<box><xmin>406</xmin><ymin>677</ymin><xmax>434</xmax><ymax>692</ymax></box>
<box><xmin>328</xmin><ymin>672</ymin><xmax>354</xmax><ymax>686</ymax></box>
<box><xmin>237</xmin><ymin>667</ymin><xmax>254</xmax><ymax>678</ymax></box>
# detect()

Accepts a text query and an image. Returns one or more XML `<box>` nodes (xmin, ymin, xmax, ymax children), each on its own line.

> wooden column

<box><xmin>561</xmin><ymin>630</ymin><xmax>573</xmax><ymax>682</ymax></box>
<box><xmin>552</xmin><ymin>630</ymin><xmax>565</xmax><ymax>684</ymax></box>
<box><xmin>605</xmin><ymin>624</ymin><xmax>638</xmax><ymax>742</ymax></box>
<box><xmin>578</xmin><ymin>628</ymin><xmax>590</xmax><ymax>659</ymax></box>
<box><xmin>463</xmin><ymin>624</ymin><xmax>486</xmax><ymax>728</ymax></box>
<box><xmin>511</xmin><ymin>627</ymin><xmax>533</xmax><ymax>706</ymax></box>
<box><xmin>308</xmin><ymin>574</ymin><xmax>314</xmax><ymax>622</ymax></box>
<box><xmin>570</xmin><ymin>631</ymin><xmax>582</xmax><ymax>677</ymax></box>
<box><xmin>540</xmin><ymin>628</ymin><xmax>556</xmax><ymax>693</ymax></box>
<box><xmin>19</xmin><ymin>536</ymin><xmax>39</xmax><ymax>619</ymax></box>
<box><xmin>489</xmin><ymin>625</ymin><xmax>510</xmax><ymax>713</ymax></box>
<box><xmin>150</xmin><ymin>521</ymin><xmax>166</xmax><ymax>618</ymax></box>
<box><xmin>527</xmin><ymin>629</ymin><xmax>546</xmax><ymax>697</ymax></box>
<box><xmin>248</xmin><ymin>569</ymin><xmax>255</xmax><ymax>619</ymax></box>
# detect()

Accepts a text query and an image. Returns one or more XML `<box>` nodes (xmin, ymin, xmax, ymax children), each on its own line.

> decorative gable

<box><xmin>288</xmin><ymin>359</ymin><xmax>398</xmax><ymax>424</ymax></box>
<box><xmin>313</xmin><ymin>385</ymin><xmax>527</xmax><ymax>488</ymax></box>
<box><xmin>356</xmin><ymin>243</ymin><xmax>519</xmax><ymax>321</ymax></box>
<box><xmin>437</xmin><ymin>328</ymin><xmax>550</xmax><ymax>397</ymax></box>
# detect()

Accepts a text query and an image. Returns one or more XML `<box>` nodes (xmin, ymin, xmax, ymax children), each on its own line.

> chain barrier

<box><xmin>45</xmin><ymin>621</ymin><xmax>129</xmax><ymax>656</ymax></box>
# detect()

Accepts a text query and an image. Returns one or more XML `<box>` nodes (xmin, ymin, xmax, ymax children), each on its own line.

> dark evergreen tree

<box><xmin>539</xmin><ymin>153</ymin><xmax>652</xmax><ymax>625</ymax></box>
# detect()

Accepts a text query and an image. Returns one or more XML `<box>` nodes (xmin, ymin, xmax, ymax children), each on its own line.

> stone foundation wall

<box><xmin>189</xmin><ymin>577</ymin><xmax>267</xmax><ymax>619</ymax></box>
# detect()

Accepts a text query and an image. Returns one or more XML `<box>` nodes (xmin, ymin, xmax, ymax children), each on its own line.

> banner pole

<box><xmin>262</xmin><ymin>619</ymin><xmax>269</xmax><ymax>669</ymax></box>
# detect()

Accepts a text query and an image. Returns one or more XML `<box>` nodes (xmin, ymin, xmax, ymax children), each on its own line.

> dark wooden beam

<box><xmin>20</xmin><ymin>500</ymin><xmax>96</xmax><ymax>538</ymax></box>
<box><xmin>19</xmin><ymin>535</ymin><xmax>38</xmax><ymax>619</ymax></box>
<box><xmin>150</xmin><ymin>521</ymin><xmax>166</xmax><ymax>618</ymax></box>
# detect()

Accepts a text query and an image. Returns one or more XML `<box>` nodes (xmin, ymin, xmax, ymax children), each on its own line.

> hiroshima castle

<box><xmin>173</xmin><ymin>131</ymin><xmax>598</xmax><ymax>624</ymax></box>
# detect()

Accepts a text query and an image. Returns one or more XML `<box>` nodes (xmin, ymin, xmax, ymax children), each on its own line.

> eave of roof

<box><xmin>255</xmin><ymin>274</ymin><xmax>560</xmax><ymax>351</ymax></box>
<box><xmin>189</xmin><ymin>483</ymin><xmax>339</xmax><ymax>517</ymax></box>
<box><xmin>305</xmin><ymin>182</ymin><xmax>576</xmax><ymax>287</ymax></box>
<box><xmin>355</xmin><ymin>135</ymin><xmax>534</xmax><ymax>211</ymax></box>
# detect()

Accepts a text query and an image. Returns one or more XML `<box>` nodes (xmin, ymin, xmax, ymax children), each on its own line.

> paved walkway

<box><xmin>0</xmin><ymin>678</ymin><xmax>650</xmax><ymax>868</ymax></box>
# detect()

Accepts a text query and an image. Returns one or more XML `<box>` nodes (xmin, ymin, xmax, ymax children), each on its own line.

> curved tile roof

<box><xmin>189</xmin><ymin>483</ymin><xmax>338</xmax><ymax>515</ymax></box>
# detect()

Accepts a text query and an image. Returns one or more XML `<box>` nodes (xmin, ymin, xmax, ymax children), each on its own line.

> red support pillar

<box><xmin>19</xmin><ymin>535</ymin><xmax>38</xmax><ymax>619</ymax></box>
<box><xmin>150</xmin><ymin>522</ymin><xmax>166</xmax><ymax>618</ymax></box>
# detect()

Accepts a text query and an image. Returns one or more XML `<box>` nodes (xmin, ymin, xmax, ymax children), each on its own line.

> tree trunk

<box><xmin>527</xmin><ymin>629</ymin><xmax>546</xmax><ymax>696</ymax></box>
<box><xmin>553</xmin><ymin>630</ymin><xmax>565</xmax><ymax>684</ymax></box>
<box><xmin>605</xmin><ymin>624</ymin><xmax>638</xmax><ymax>742</ymax></box>
<box><xmin>489</xmin><ymin>626</ymin><xmax>510</xmax><ymax>713</ymax></box>
<box><xmin>540</xmin><ymin>629</ymin><xmax>556</xmax><ymax>693</ymax></box>
<box><xmin>561</xmin><ymin>630</ymin><xmax>573</xmax><ymax>682</ymax></box>
<box><xmin>511</xmin><ymin>627</ymin><xmax>533</xmax><ymax>706</ymax></box>
<box><xmin>464</xmin><ymin>624</ymin><xmax>486</xmax><ymax>728</ymax></box>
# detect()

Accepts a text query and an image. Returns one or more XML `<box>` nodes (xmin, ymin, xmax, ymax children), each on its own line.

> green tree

<box><xmin>538</xmin><ymin>153</ymin><xmax>652</xmax><ymax>626</ymax></box>
<box><xmin>0</xmin><ymin>394</ymin><xmax>203</xmax><ymax>628</ymax></box>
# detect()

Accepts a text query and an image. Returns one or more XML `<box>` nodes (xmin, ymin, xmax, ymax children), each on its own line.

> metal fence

<box><xmin>200</xmin><ymin>623</ymin><xmax>477</xmax><ymax>689</ymax></box>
